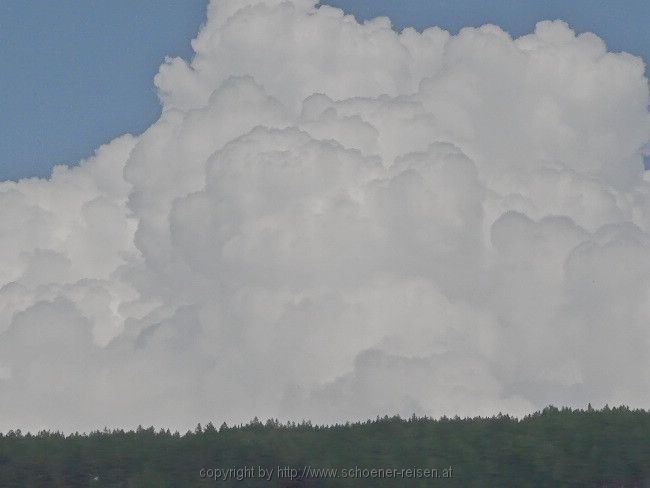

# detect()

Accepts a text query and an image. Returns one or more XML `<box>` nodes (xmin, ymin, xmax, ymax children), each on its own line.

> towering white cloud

<box><xmin>1</xmin><ymin>0</ymin><xmax>649</xmax><ymax>432</ymax></box>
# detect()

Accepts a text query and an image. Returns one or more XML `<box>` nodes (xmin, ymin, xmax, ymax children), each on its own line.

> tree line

<box><xmin>0</xmin><ymin>405</ymin><xmax>648</xmax><ymax>487</ymax></box>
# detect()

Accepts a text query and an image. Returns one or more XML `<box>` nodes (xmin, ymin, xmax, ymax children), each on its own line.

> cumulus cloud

<box><xmin>1</xmin><ymin>0</ymin><xmax>649</xmax><ymax>432</ymax></box>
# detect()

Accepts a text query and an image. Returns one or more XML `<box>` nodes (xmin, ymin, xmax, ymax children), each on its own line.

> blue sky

<box><xmin>0</xmin><ymin>0</ymin><xmax>207</xmax><ymax>181</ymax></box>
<box><xmin>1</xmin><ymin>0</ymin><xmax>648</xmax><ymax>181</ymax></box>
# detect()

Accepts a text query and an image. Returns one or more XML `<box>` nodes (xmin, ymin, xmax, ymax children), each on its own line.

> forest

<box><xmin>0</xmin><ymin>405</ymin><xmax>649</xmax><ymax>487</ymax></box>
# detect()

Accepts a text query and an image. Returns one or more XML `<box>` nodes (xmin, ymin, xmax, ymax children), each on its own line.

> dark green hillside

<box><xmin>1</xmin><ymin>406</ymin><xmax>649</xmax><ymax>487</ymax></box>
